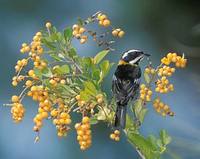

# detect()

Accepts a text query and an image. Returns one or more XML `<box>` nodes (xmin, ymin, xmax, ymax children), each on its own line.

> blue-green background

<box><xmin>0</xmin><ymin>0</ymin><xmax>200</xmax><ymax>159</ymax></box>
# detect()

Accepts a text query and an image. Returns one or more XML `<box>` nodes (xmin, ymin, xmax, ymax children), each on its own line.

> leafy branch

<box><xmin>4</xmin><ymin>12</ymin><xmax>187</xmax><ymax>159</ymax></box>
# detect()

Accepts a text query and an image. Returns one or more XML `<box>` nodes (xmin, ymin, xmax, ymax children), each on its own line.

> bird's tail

<box><xmin>114</xmin><ymin>104</ymin><xmax>127</xmax><ymax>129</ymax></box>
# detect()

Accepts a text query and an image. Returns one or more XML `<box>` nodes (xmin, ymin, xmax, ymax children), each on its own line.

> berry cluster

<box><xmin>20</xmin><ymin>43</ymin><xmax>30</xmax><ymax>54</ymax></box>
<box><xmin>158</xmin><ymin>66</ymin><xmax>175</xmax><ymax>77</ymax></box>
<box><xmin>27</xmin><ymin>85</ymin><xmax>51</xmax><ymax>132</ymax></box>
<box><xmin>161</xmin><ymin>53</ymin><xmax>187</xmax><ymax>68</ymax></box>
<box><xmin>75</xmin><ymin>93</ymin><xmax>104</xmax><ymax>112</ymax></box>
<box><xmin>52</xmin><ymin>111</ymin><xmax>71</xmax><ymax>137</ymax></box>
<box><xmin>76</xmin><ymin>95</ymin><xmax>86</xmax><ymax>107</ymax></box>
<box><xmin>29</xmin><ymin>32</ymin><xmax>43</xmax><ymax>55</ymax></box>
<box><xmin>15</xmin><ymin>59</ymin><xmax>28</xmax><ymax>72</ymax></box>
<box><xmin>145</xmin><ymin>67</ymin><xmax>156</xmax><ymax>74</ymax></box>
<box><xmin>11</xmin><ymin>103</ymin><xmax>25</xmax><ymax>123</ymax></box>
<box><xmin>110</xmin><ymin>130</ymin><xmax>120</xmax><ymax>141</ymax></box>
<box><xmin>72</xmin><ymin>24</ymin><xmax>88</xmax><ymax>44</ymax></box>
<box><xmin>75</xmin><ymin>116</ymin><xmax>92</xmax><ymax>150</ymax></box>
<box><xmin>12</xmin><ymin>75</ymin><xmax>25</xmax><ymax>87</ymax></box>
<box><xmin>49</xmin><ymin>77</ymin><xmax>66</xmax><ymax>87</ymax></box>
<box><xmin>28</xmin><ymin>69</ymin><xmax>37</xmax><ymax>79</ymax></box>
<box><xmin>155</xmin><ymin>76</ymin><xmax>174</xmax><ymax>93</ymax></box>
<box><xmin>97</xmin><ymin>13</ymin><xmax>111</xmax><ymax>27</ymax></box>
<box><xmin>95</xmin><ymin>94</ymin><xmax>104</xmax><ymax>104</ymax></box>
<box><xmin>11</xmin><ymin>96</ymin><xmax>25</xmax><ymax>123</ymax></box>
<box><xmin>140</xmin><ymin>84</ymin><xmax>153</xmax><ymax>102</ymax></box>
<box><xmin>153</xmin><ymin>98</ymin><xmax>174</xmax><ymax>116</ymax></box>
<box><xmin>112</xmin><ymin>28</ymin><xmax>125</xmax><ymax>38</ymax></box>
<box><xmin>30</xmin><ymin>32</ymin><xmax>47</xmax><ymax>70</ymax></box>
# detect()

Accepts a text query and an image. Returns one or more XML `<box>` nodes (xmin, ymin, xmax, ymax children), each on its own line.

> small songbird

<box><xmin>112</xmin><ymin>49</ymin><xmax>150</xmax><ymax>129</ymax></box>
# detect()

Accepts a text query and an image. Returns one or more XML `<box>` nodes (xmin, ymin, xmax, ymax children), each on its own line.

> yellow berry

<box><xmin>22</xmin><ymin>43</ymin><xmax>27</xmax><ymax>47</ymax></box>
<box><xmin>112</xmin><ymin>30</ymin><xmax>118</xmax><ymax>37</ymax></box>
<box><xmin>65</xmin><ymin>118</ymin><xmax>71</xmax><ymax>125</ymax></box>
<box><xmin>99</xmin><ymin>20</ymin><xmax>103</xmax><ymax>26</ymax></box>
<box><xmin>99</xmin><ymin>14</ymin><xmax>107</xmax><ymax>21</ymax></box>
<box><xmin>145</xmin><ymin>68</ymin><xmax>151</xmax><ymax>73</ymax></box>
<box><xmin>79</xmin><ymin>27</ymin><xmax>86</xmax><ymax>34</ymax></box>
<box><xmin>118</xmin><ymin>31</ymin><xmax>125</xmax><ymax>38</ymax></box>
<box><xmin>49</xmin><ymin>79</ymin><xmax>56</xmax><ymax>85</ymax></box>
<box><xmin>103</xmin><ymin>19</ymin><xmax>111</xmax><ymax>27</ymax></box>
<box><xmin>97</xmin><ymin>98</ymin><xmax>103</xmax><ymax>104</ymax></box>
<box><xmin>36</xmin><ymin>32</ymin><xmax>42</xmax><ymax>36</ymax></box>
<box><xmin>110</xmin><ymin>133</ymin><xmax>115</xmax><ymax>140</ymax></box>
<box><xmin>46</xmin><ymin>22</ymin><xmax>52</xmax><ymax>28</ymax></box>
<box><xmin>72</xmin><ymin>24</ymin><xmax>79</xmax><ymax>30</ymax></box>
<box><xmin>114</xmin><ymin>130</ymin><xmax>120</xmax><ymax>135</ymax></box>
<box><xmin>75</xmin><ymin>123</ymin><xmax>81</xmax><ymax>129</ymax></box>
<box><xmin>82</xmin><ymin>116</ymin><xmax>90</xmax><ymax>124</ymax></box>
<box><xmin>11</xmin><ymin>95</ymin><xmax>19</xmax><ymax>103</ymax></box>
<box><xmin>25</xmin><ymin>80</ymin><xmax>32</xmax><ymax>87</ymax></box>
<box><xmin>114</xmin><ymin>136</ymin><xmax>120</xmax><ymax>141</ymax></box>
<box><xmin>80</xmin><ymin>38</ymin><xmax>87</xmax><ymax>44</ymax></box>
<box><xmin>28</xmin><ymin>70</ymin><xmax>35</xmax><ymax>76</ymax></box>
<box><xmin>72</xmin><ymin>30</ymin><xmax>79</xmax><ymax>36</ymax></box>
<box><xmin>12</xmin><ymin>80</ymin><xmax>18</xmax><ymax>87</ymax></box>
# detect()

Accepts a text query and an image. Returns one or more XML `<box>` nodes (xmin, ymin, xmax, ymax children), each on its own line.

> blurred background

<box><xmin>0</xmin><ymin>0</ymin><xmax>200</xmax><ymax>159</ymax></box>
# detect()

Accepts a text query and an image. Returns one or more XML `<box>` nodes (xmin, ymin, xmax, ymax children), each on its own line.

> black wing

<box><xmin>112</xmin><ymin>75</ymin><xmax>140</xmax><ymax>105</ymax></box>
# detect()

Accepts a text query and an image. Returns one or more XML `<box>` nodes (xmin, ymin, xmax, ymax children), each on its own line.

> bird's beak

<box><xmin>143</xmin><ymin>53</ymin><xmax>151</xmax><ymax>57</ymax></box>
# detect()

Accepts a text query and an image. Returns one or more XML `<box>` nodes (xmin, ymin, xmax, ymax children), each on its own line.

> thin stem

<box><xmin>136</xmin><ymin>147</ymin><xmax>146</xmax><ymax>159</ymax></box>
<box><xmin>19</xmin><ymin>86</ymin><xmax>29</xmax><ymax>99</ymax></box>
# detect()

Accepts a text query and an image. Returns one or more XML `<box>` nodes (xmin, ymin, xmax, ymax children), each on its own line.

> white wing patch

<box><xmin>134</xmin><ymin>78</ymin><xmax>140</xmax><ymax>85</ymax></box>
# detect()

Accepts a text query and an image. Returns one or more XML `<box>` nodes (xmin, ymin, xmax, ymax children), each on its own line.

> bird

<box><xmin>112</xmin><ymin>49</ymin><xmax>150</xmax><ymax>129</ymax></box>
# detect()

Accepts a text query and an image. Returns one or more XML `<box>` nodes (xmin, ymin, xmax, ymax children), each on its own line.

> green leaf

<box><xmin>60</xmin><ymin>65</ymin><xmax>70</xmax><ymax>74</ymax></box>
<box><xmin>90</xmin><ymin>116</ymin><xmax>98</xmax><ymax>125</ymax></box>
<box><xmin>79</xmin><ymin>90</ymin><xmax>90</xmax><ymax>101</ymax></box>
<box><xmin>33</xmin><ymin>68</ymin><xmax>43</xmax><ymax>79</ymax></box>
<box><xmin>68</xmin><ymin>48</ymin><xmax>77</xmax><ymax>58</ymax></box>
<box><xmin>133</xmin><ymin>99</ymin><xmax>143</xmax><ymax>117</ymax></box>
<box><xmin>99</xmin><ymin>60</ymin><xmax>113</xmax><ymax>83</ymax></box>
<box><xmin>91</xmin><ymin>67</ymin><xmax>100</xmax><ymax>81</ymax></box>
<box><xmin>93</xmin><ymin>50</ymin><xmax>109</xmax><ymax>64</ymax></box>
<box><xmin>138</xmin><ymin>108</ymin><xmax>148</xmax><ymax>123</ymax></box>
<box><xmin>56</xmin><ymin>84</ymin><xmax>76</xmax><ymax>95</ymax></box>
<box><xmin>127</xmin><ymin>133</ymin><xmax>161</xmax><ymax>159</ymax></box>
<box><xmin>41</xmin><ymin>67</ymin><xmax>53</xmax><ymax>77</ymax></box>
<box><xmin>156</xmin><ymin>139</ymin><xmax>163</xmax><ymax>148</ymax></box>
<box><xmin>82</xmin><ymin>57</ymin><xmax>92</xmax><ymax>68</ymax></box>
<box><xmin>125</xmin><ymin>115</ymin><xmax>136</xmax><ymax>133</ymax></box>
<box><xmin>147</xmin><ymin>135</ymin><xmax>159</xmax><ymax>150</ymax></box>
<box><xmin>144</xmin><ymin>72</ymin><xmax>151</xmax><ymax>84</ymax></box>
<box><xmin>50</xmin><ymin>54</ymin><xmax>63</xmax><ymax>61</ymax></box>
<box><xmin>64</xmin><ymin>27</ymin><xmax>73</xmax><ymax>41</ymax></box>
<box><xmin>41</xmin><ymin>38</ymin><xmax>56</xmax><ymax>49</ymax></box>
<box><xmin>53</xmin><ymin>65</ymin><xmax>70</xmax><ymax>75</ymax></box>
<box><xmin>133</xmin><ymin>99</ymin><xmax>148</xmax><ymax>123</ymax></box>
<box><xmin>160</xmin><ymin>130</ymin><xmax>172</xmax><ymax>146</ymax></box>
<box><xmin>84</xmin><ymin>81</ymin><xmax>97</xmax><ymax>94</ymax></box>
<box><xmin>50</xmin><ymin>32</ymin><xmax>59</xmax><ymax>41</ymax></box>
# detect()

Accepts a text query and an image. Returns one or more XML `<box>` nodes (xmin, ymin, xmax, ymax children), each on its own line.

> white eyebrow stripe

<box><xmin>129</xmin><ymin>55</ymin><xmax>143</xmax><ymax>64</ymax></box>
<box><xmin>122</xmin><ymin>49</ymin><xmax>140</xmax><ymax>59</ymax></box>
<box><xmin>122</xmin><ymin>52</ymin><xmax>129</xmax><ymax>59</ymax></box>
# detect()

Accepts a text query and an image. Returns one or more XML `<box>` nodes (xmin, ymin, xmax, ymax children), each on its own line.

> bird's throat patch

<box><xmin>118</xmin><ymin>60</ymin><xmax>128</xmax><ymax>65</ymax></box>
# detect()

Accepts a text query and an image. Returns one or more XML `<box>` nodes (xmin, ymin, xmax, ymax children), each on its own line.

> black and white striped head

<box><xmin>121</xmin><ymin>49</ymin><xmax>150</xmax><ymax>64</ymax></box>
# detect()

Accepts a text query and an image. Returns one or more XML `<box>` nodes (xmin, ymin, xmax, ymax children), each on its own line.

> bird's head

<box><xmin>119</xmin><ymin>49</ymin><xmax>150</xmax><ymax>65</ymax></box>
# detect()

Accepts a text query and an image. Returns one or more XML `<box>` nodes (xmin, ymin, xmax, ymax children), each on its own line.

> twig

<box><xmin>136</xmin><ymin>147</ymin><xmax>146</xmax><ymax>159</ymax></box>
